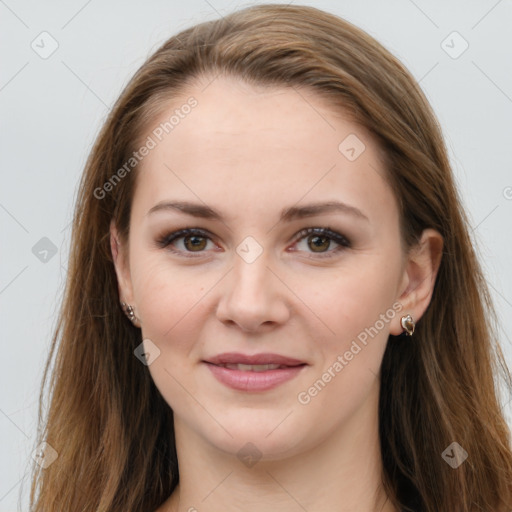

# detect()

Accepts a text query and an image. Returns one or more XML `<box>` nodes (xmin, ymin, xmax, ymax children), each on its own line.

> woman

<box><xmin>29</xmin><ymin>4</ymin><xmax>512</xmax><ymax>512</ymax></box>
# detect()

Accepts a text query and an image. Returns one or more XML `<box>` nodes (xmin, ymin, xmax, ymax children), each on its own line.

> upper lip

<box><xmin>204</xmin><ymin>352</ymin><xmax>307</xmax><ymax>366</ymax></box>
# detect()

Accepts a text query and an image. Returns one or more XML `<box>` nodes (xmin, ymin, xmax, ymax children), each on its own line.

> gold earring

<box><xmin>400</xmin><ymin>314</ymin><xmax>415</xmax><ymax>336</ymax></box>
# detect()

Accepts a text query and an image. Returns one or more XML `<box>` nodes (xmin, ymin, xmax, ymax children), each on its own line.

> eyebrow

<box><xmin>147</xmin><ymin>200</ymin><xmax>369</xmax><ymax>223</ymax></box>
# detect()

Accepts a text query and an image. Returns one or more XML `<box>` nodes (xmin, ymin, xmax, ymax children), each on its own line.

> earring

<box><xmin>400</xmin><ymin>314</ymin><xmax>415</xmax><ymax>336</ymax></box>
<box><xmin>120</xmin><ymin>301</ymin><xmax>137</xmax><ymax>324</ymax></box>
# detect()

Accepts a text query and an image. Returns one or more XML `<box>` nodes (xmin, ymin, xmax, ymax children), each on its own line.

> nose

<box><xmin>215</xmin><ymin>249</ymin><xmax>290</xmax><ymax>333</ymax></box>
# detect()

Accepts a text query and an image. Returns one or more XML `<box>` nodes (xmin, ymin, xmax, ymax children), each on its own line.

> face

<box><xmin>112</xmin><ymin>75</ymin><xmax>413</xmax><ymax>460</ymax></box>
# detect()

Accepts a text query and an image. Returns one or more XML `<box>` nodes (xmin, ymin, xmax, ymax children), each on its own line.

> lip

<box><xmin>204</xmin><ymin>352</ymin><xmax>306</xmax><ymax>366</ymax></box>
<box><xmin>203</xmin><ymin>352</ymin><xmax>308</xmax><ymax>392</ymax></box>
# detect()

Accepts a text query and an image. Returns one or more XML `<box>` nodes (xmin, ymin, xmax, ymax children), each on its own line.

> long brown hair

<box><xmin>29</xmin><ymin>4</ymin><xmax>512</xmax><ymax>511</ymax></box>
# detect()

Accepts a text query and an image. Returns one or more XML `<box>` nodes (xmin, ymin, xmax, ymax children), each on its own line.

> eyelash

<box><xmin>156</xmin><ymin>227</ymin><xmax>351</xmax><ymax>260</ymax></box>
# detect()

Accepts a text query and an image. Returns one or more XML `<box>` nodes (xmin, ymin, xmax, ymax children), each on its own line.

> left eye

<box><xmin>156</xmin><ymin>227</ymin><xmax>351</xmax><ymax>259</ymax></box>
<box><xmin>292</xmin><ymin>227</ymin><xmax>351</xmax><ymax>258</ymax></box>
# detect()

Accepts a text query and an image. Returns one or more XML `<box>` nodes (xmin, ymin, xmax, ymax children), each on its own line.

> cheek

<box><xmin>309</xmin><ymin>261</ymin><xmax>399</xmax><ymax>341</ymax></box>
<box><xmin>130</xmin><ymin>256</ymin><xmax>209</xmax><ymax>409</ymax></box>
<box><xmin>297</xmin><ymin>269</ymin><xmax>397</xmax><ymax>418</ymax></box>
<box><xmin>130</xmin><ymin>253</ymin><xmax>205</xmax><ymax>343</ymax></box>
<box><xmin>303</xmin><ymin>262</ymin><xmax>400</xmax><ymax>399</ymax></box>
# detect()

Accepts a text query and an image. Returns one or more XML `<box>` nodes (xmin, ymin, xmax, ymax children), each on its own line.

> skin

<box><xmin>111</xmin><ymin>75</ymin><xmax>443</xmax><ymax>512</ymax></box>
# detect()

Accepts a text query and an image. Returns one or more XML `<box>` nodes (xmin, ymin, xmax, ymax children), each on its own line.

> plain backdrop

<box><xmin>1</xmin><ymin>1</ymin><xmax>511</xmax><ymax>510</ymax></box>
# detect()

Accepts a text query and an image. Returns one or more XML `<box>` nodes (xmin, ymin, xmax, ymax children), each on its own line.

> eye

<box><xmin>156</xmin><ymin>228</ymin><xmax>217</xmax><ymax>258</ymax></box>
<box><xmin>290</xmin><ymin>227</ymin><xmax>351</xmax><ymax>259</ymax></box>
<box><xmin>155</xmin><ymin>226</ymin><xmax>351</xmax><ymax>259</ymax></box>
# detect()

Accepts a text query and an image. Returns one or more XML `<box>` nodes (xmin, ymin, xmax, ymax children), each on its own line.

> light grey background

<box><xmin>1</xmin><ymin>1</ymin><xmax>511</xmax><ymax>510</ymax></box>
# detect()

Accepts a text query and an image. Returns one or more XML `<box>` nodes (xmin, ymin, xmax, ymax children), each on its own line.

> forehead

<box><xmin>132</xmin><ymin>75</ymin><xmax>396</xmax><ymax>227</ymax></box>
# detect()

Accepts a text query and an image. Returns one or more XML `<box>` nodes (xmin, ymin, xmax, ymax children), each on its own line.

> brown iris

<box><xmin>183</xmin><ymin>235</ymin><xmax>207</xmax><ymax>251</ymax></box>
<box><xmin>308</xmin><ymin>234</ymin><xmax>330</xmax><ymax>252</ymax></box>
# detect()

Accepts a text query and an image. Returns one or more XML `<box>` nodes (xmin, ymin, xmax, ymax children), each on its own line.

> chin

<box><xmin>198</xmin><ymin>414</ymin><xmax>310</xmax><ymax>461</ymax></box>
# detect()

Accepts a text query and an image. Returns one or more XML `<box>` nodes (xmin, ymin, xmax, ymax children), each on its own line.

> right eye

<box><xmin>156</xmin><ymin>228</ymin><xmax>217</xmax><ymax>258</ymax></box>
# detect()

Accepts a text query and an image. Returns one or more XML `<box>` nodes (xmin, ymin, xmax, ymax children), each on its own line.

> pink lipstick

<box><xmin>203</xmin><ymin>352</ymin><xmax>307</xmax><ymax>392</ymax></box>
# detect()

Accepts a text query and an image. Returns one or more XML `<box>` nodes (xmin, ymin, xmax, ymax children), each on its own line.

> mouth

<box><xmin>203</xmin><ymin>353</ymin><xmax>308</xmax><ymax>391</ymax></box>
<box><xmin>204</xmin><ymin>352</ymin><xmax>307</xmax><ymax>367</ymax></box>
<box><xmin>210</xmin><ymin>363</ymin><xmax>304</xmax><ymax>372</ymax></box>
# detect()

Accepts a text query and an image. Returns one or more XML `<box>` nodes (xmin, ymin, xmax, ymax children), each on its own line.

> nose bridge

<box><xmin>229</xmin><ymin>239</ymin><xmax>276</xmax><ymax>303</ymax></box>
<box><xmin>215</xmin><ymin>236</ymin><xmax>290</xmax><ymax>330</ymax></box>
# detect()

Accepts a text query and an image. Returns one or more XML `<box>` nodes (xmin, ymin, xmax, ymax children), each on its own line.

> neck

<box><xmin>158</xmin><ymin>385</ymin><xmax>398</xmax><ymax>512</ymax></box>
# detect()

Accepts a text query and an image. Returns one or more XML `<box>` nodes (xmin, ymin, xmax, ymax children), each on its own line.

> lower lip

<box><xmin>204</xmin><ymin>363</ymin><xmax>306</xmax><ymax>391</ymax></box>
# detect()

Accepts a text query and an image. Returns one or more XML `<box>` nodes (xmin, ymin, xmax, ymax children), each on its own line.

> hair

<box><xmin>28</xmin><ymin>4</ymin><xmax>512</xmax><ymax>512</ymax></box>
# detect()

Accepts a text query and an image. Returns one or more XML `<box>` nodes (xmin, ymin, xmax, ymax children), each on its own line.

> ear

<box><xmin>390</xmin><ymin>228</ymin><xmax>444</xmax><ymax>335</ymax></box>
<box><xmin>110</xmin><ymin>220</ymin><xmax>137</xmax><ymax>320</ymax></box>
